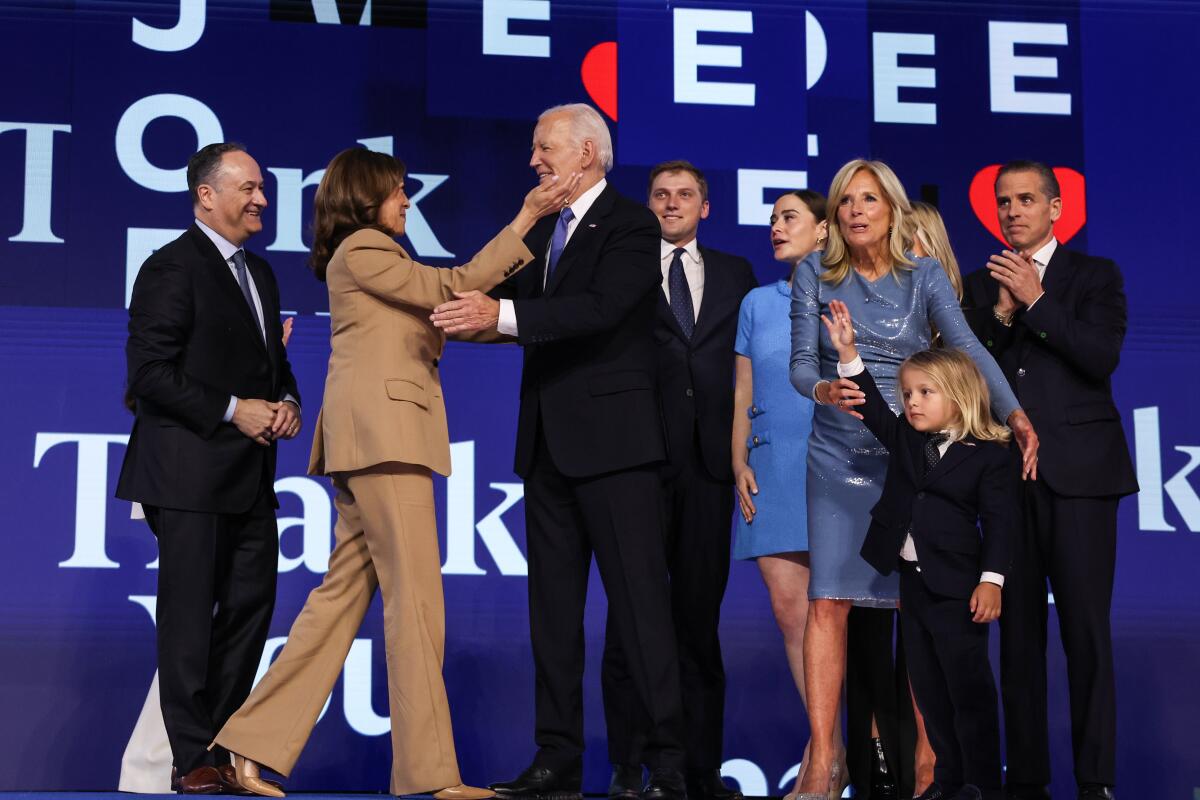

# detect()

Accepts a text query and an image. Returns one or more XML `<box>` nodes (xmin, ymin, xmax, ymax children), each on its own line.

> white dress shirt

<box><xmin>660</xmin><ymin>238</ymin><xmax>704</xmax><ymax>322</ymax></box>
<box><xmin>194</xmin><ymin>219</ymin><xmax>296</xmax><ymax>422</ymax></box>
<box><xmin>497</xmin><ymin>178</ymin><xmax>608</xmax><ymax>336</ymax></box>
<box><xmin>837</xmin><ymin>355</ymin><xmax>1004</xmax><ymax>588</ymax></box>
<box><xmin>1022</xmin><ymin>237</ymin><xmax>1057</xmax><ymax>311</ymax></box>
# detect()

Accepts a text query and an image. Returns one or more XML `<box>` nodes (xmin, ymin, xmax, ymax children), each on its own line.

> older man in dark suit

<box><xmin>961</xmin><ymin>160</ymin><xmax>1137</xmax><ymax>800</ymax></box>
<box><xmin>117</xmin><ymin>142</ymin><xmax>301</xmax><ymax>794</ymax></box>
<box><xmin>600</xmin><ymin>161</ymin><xmax>756</xmax><ymax>800</ymax></box>
<box><xmin>432</xmin><ymin>104</ymin><xmax>686</xmax><ymax>800</ymax></box>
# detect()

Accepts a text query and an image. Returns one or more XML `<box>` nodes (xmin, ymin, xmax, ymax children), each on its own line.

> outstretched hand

<box><xmin>431</xmin><ymin>290</ymin><xmax>501</xmax><ymax>334</ymax></box>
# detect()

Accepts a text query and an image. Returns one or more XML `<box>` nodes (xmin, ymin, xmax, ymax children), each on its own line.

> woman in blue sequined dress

<box><xmin>787</xmin><ymin>160</ymin><xmax>1038</xmax><ymax>798</ymax></box>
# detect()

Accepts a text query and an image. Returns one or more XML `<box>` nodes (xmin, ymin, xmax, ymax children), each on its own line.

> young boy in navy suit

<box><xmin>821</xmin><ymin>299</ymin><xmax>1017</xmax><ymax>800</ymax></box>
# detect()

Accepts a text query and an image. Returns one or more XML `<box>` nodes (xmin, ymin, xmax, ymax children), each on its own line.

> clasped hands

<box><xmin>987</xmin><ymin>249</ymin><xmax>1044</xmax><ymax>316</ymax></box>
<box><xmin>232</xmin><ymin>398</ymin><xmax>301</xmax><ymax>446</ymax></box>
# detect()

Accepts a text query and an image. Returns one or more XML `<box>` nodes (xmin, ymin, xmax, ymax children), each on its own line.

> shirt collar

<box><xmin>194</xmin><ymin>218</ymin><xmax>242</xmax><ymax>262</ymax></box>
<box><xmin>1029</xmin><ymin>237</ymin><xmax>1058</xmax><ymax>268</ymax></box>
<box><xmin>567</xmin><ymin>178</ymin><xmax>607</xmax><ymax>225</ymax></box>
<box><xmin>661</xmin><ymin>238</ymin><xmax>700</xmax><ymax>263</ymax></box>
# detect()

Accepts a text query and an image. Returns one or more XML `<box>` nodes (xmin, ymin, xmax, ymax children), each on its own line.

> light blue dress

<box><xmin>789</xmin><ymin>252</ymin><xmax>1019</xmax><ymax>605</ymax></box>
<box><xmin>733</xmin><ymin>280</ymin><xmax>815</xmax><ymax>560</ymax></box>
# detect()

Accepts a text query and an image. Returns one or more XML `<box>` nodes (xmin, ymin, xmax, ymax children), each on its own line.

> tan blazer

<box><xmin>309</xmin><ymin>226</ymin><xmax>531</xmax><ymax>477</ymax></box>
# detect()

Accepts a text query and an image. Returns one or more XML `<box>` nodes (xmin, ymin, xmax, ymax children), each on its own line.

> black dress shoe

<box><xmin>641</xmin><ymin>767</ymin><xmax>687</xmax><ymax>800</ymax></box>
<box><xmin>914</xmin><ymin>783</ymin><xmax>947</xmax><ymax>800</ymax></box>
<box><xmin>686</xmin><ymin>770</ymin><xmax>741</xmax><ymax>800</ymax></box>
<box><xmin>1077</xmin><ymin>785</ymin><xmax>1114</xmax><ymax>800</ymax></box>
<box><xmin>610</xmin><ymin>765</ymin><xmax>644</xmax><ymax>800</ymax></box>
<box><xmin>869</xmin><ymin>737</ymin><xmax>899</xmax><ymax>800</ymax></box>
<box><xmin>490</xmin><ymin>764</ymin><xmax>582</xmax><ymax>800</ymax></box>
<box><xmin>1005</xmin><ymin>784</ymin><xmax>1051</xmax><ymax>800</ymax></box>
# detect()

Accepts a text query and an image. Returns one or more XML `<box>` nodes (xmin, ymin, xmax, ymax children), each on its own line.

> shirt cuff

<box><xmin>837</xmin><ymin>356</ymin><xmax>865</xmax><ymax>377</ymax></box>
<box><xmin>980</xmin><ymin>571</ymin><xmax>1005</xmax><ymax>588</ymax></box>
<box><xmin>1025</xmin><ymin>290</ymin><xmax>1046</xmax><ymax>311</ymax></box>
<box><xmin>223</xmin><ymin>396</ymin><xmax>238</xmax><ymax>423</ymax></box>
<box><xmin>497</xmin><ymin>299</ymin><xmax>518</xmax><ymax>336</ymax></box>
<box><xmin>282</xmin><ymin>394</ymin><xmax>300</xmax><ymax>410</ymax></box>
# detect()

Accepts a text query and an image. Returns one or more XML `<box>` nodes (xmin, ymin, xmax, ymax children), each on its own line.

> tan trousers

<box><xmin>214</xmin><ymin>463</ymin><xmax>461</xmax><ymax>794</ymax></box>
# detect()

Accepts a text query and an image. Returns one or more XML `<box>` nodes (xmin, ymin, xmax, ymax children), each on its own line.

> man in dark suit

<box><xmin>116</xmin><ymin>143</ymin><xmax>301</xmax><ymax>794</ymax></box>
<box><xmin>600</xmin><ymin>161</ymin><xmax>756</xmax><ymax>800</ymax></box>
<box><xmin>431</xmin><ymin>104</ymin><xmax>686</xmax><ymax>800</ymax></box>
<box><xmin>961</xmin><ymin>160</ymin><xmax>1137</xmax><ymax>800</ymax></box>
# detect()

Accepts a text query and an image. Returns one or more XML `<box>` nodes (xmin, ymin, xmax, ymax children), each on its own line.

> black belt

<box><xmin>897</xmin><ymin>558</ymin><xmax>921</xmax><ymax>574</ymax></box>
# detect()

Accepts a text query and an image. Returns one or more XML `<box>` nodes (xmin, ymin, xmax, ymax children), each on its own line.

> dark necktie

<box><xmin>924</xmin><ymin>432</ymin><xmax>949</xmax><ymax>475</ymax></box>
<box><xmin>668</xmin><ymin>247</ymin><xmax>695</xmax><ymax>339</ymax></box>
<box><xmin>231</xmin><ymin>250</ymin><xmax>264</xmax><ymax>340</ymax></box>
<box><xmin>546</xmin><ymin>206</ymin><xmax>574</xmax><ymax>282</ymax></box>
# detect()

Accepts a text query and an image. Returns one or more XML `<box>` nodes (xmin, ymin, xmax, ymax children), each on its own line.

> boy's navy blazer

<box><xmin>852</xmin><ymin>366</ymin><xmax>1017</xmax><ymax>599</ymax></box>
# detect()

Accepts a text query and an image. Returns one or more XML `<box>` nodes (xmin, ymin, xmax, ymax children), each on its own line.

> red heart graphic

<box><xmin>581</xmin><ymin>41</ymin><xmax>617</xmax><ymax>121</ymax></box>
<box><xmin>968</xmin><ymin>165</ymin><xmax>1087</xmax><ymax>245</ymax></box>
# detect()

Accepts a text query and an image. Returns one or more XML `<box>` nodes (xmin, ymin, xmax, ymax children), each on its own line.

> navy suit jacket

<box><xmin>117</xmin><ymin>225</ymin><xmax>300</xmax><ymax>514</ymax></box>
<box><xmin>853</xmin><ymin>366</ymin><xmax>1017</xmax><ymax>600</ymax></box>
<box><xmin>961</xmin><ymin>245</ymin><xmax>1137</xmax><ymax>498</ymax></box>
<box><xmin>654</xmin><ymin>244</ymin><xmax>757</xmax><ymax>481</ymax></box>
<box><xmin>494</xmin><ymin>183</ymin><xmax>667</xmax><ymax>479</ymax></box>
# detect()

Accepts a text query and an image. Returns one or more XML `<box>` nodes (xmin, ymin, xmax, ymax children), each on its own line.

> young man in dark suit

<box><xmin>961</xmin><ymin>160</ymin><xmax>1137</xmax><ymax>800</ymax></box>
<box><xmin>116</xmin><ymin>143</ymin><xmax>301</xmax><ymax>794</ymax></box>
<box><xmin>600</xmin><ymin>161</ymin><xmax>757</xmax><ymax>800</ymax></box>
<box><xmin>431</xmin><ymin>105</ymin><xmax>686</xmax><ymax>800</ymax></box>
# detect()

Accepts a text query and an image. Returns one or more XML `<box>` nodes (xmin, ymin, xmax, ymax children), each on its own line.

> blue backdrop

<box><xmin>1</xmin><ymin>1</ymin><xmax>1198</xmax><ymax>798</ymax></box>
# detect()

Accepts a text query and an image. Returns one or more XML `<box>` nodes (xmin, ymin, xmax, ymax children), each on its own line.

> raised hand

<box><xmin>820</xmin><ymin>299</ymin><xmax>858</xmax><ymax>362</ymax></box>
<box><xmin>510</xmin><ymin>172</ymin><xmax>583</xmax><ymax>236</ymax></box>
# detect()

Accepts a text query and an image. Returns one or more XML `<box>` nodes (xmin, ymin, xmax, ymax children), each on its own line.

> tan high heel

<box><xmin>232</xmin><ymin>753</ymin><xmax>285</xmax><ymax>798</ymax></box>
<box><xmin>431</xmin><ymin>784</ymin><xmax>495</xmax><ymax>800</ymax></box>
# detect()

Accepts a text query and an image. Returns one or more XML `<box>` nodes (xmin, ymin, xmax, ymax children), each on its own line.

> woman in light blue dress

<box><xmin>787</xmin><ymin>160</ymin><xmax>1037</xmax><ymax>799</ymax></box>
<box><xmin>731</xmin><ymin>190</ymin><xmax>844</xmax><ymax>797</ymax></box>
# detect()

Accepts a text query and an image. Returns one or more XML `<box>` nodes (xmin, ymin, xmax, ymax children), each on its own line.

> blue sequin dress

<box><xmin>733</xmin><ymin>280</ymin><xmax>815</xmax><ymax>560</ymax></box>
<box><xmin>789</xmin><ymin>252</ymin><xmax>1020</xmax><ymax>605</ymax></box>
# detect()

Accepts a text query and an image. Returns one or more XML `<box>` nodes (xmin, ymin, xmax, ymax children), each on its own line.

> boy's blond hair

<box><xmin>900</xmin><ymin>349</ymin><xmax>1011</xmax><ymax>443</ymax></box>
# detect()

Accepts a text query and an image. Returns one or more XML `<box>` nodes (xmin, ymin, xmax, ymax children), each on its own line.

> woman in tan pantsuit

<box><xmin>214</xmin><ymin>147</ymin><xmax>579</xmax><ymax>799</ymax></box>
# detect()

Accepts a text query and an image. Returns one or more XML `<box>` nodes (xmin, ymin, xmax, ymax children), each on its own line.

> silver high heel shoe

<box><xmin>793</xmin><ymin>758</ymin><xmax>843</xmax><ymax>800</ymax></box>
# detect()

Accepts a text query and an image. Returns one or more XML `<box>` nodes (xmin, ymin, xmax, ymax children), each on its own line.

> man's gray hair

<box><xmin>539</xmin><ymin>103</ymin><xmax>613</xmax><ymax>173</ymax></box>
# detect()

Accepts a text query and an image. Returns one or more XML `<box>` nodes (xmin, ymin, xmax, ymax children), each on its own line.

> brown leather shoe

<box><xmin>177</xmin><ymin>765</ymin><xmax>223</xmax><ymax>794</ymax></box>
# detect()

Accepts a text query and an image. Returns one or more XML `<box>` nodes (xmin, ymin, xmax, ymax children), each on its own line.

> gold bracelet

<box><xmin>992</xmin><ymin>307</ymin><xmax>1014</xmax><ymax>327</ymax></box>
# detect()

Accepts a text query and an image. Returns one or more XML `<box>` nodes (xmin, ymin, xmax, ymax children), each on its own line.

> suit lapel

<box><xmin>1017</xmin><ymin>245</ymin><xmax>1072</xmax><ymax>361</ymax></box>
<box><xmin>657</xmin><ymin>291</ymin><xmax>688</xmax><ymax>341</ymax></box>
<box><xmin>525</xmin><ymin>215</ymin><xmax>556</xmax><ymax>299</ymax></box>
<box><xmin>690</xmin><ymin>245</ymin><xmax>724</xmax><ymax>344</ymax></box>
<box><xmin>188</xmin><ymin>226</ymin><xmax>270</xmax><ymax>360</ymax></box>
<box><xmin>920</xmin><ymin>437</ymin><xmax>981</xmax><ymax>487</ymax></box>
<box><xmin>545</xmin><ymin>184</ymin><xmax>616</xmax><ymax>296</ymax></box>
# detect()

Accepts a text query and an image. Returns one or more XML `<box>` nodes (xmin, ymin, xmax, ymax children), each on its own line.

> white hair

<box><xmin>538</xmin><ymin>103</ymin><xmax>614</xmax><ymax>173</ymax></box>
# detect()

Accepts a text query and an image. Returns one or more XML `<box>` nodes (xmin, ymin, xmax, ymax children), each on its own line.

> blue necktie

<box><xmin>231</xmin><ymin>250</ymin><xmax>264</xmax><ymax>340</ymax></box>
<box><xmin>668</xmin><ymin>247</ymin><xmax>695</xmax><ymax>339</ymax></box>
<box><xmin>546</xmin><ymin>206</ymin><xmax>574</xmax><ymax>282</ymax></box>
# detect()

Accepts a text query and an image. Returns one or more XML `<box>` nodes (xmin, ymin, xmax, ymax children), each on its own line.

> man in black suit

<box><xmin>431</xmin><ymin>104</ymin><xmax>686</xmax><ymax>800</ymax></box>
<box><xmin>116</xmin><ymin>143</ymin><xmax>301</xmax><ymax>794</ymax></box>
<box><xmin>599</xmin><ymin>161</ymin><xmax>756</xmax><ymax>800</ymax></box>
<box><xmin>961</xmin><ymin>160</ymin><xmax>1137</xmax><ymax>800</ymax></box>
